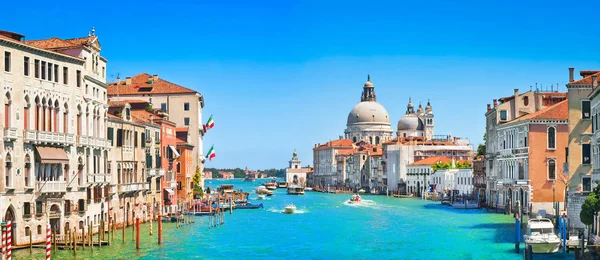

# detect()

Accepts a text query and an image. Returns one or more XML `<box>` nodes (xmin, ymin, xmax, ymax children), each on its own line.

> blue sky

<box><xmin>5</xmin><ymin>0</ymin><xmax>600</xmax><ymax>169</ymax></box>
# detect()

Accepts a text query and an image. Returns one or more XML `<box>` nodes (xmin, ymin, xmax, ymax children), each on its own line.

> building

<box><xmin>219</xmin><ymin>171</ymin><xmax>233</xmax><ymax>179</ymax></box>
<box><xmin>568</xmin><ymin>69</ymin><xmax>600</xmax><ymax>229</ymax></box>
<box><xmin>285</xmin><ymin>151</ymin><xmax>312</xmax><ymax>186</ymax></box>
<box><xmin>176</xmin><ymin>128</ymin><xmax>195</xmax><ymax>203</ymax></box>
<box><xmin>485</xmin><ymin>88</ymin><xmax>568</xmax><ymax>215</ymax></box>
<box><xmin>382</xmin><ymin>136</ymin><xmax>473</xmax><ymax>193</ymax></box>
<box><xmin>406</xmin><ymin>156</ymin><xmax>452</xmax><ymax>196</ymax></box>
<box><xmin>432</xmin><ymin>167</ymin><xmax>474</xmax><ymax>195</ymax></box>
<box><xmin>473</xmin><ymin>156</ymin><xmax>486</xmax><ymax>196</ymax></box>
<box><xmin>397</xmin><ymin>99</ymin><xmax>435</xmax><ymax>140</ymax></box>
<box><xmin>203</xmin><ymin>171</ymin><xmax>213</xmax><ymax>180</ymax></box>
<box><xmin>107</xmin><ymin>73</ymin><xmax>204</xmax><ymax>188</ymax></box>
<box><xmin>312</xmin><ymin>138</ymin><xmax>353</xmax><ymax>187</ymax></box>
<box><xmin>344</xmin><ymin>76</ymin><xmax>393</xmax><ymax>145</ymax></box>
<box><xmin>0</xmin><ymin>29</ymin><xmax>111</xmax><ymax>246</ymax></box>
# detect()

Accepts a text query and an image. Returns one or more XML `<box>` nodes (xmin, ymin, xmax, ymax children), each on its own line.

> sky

<box><xmin>5</xmin><ymin>0</ymin><xmax>600</xmax><ymax>170</ymax></box>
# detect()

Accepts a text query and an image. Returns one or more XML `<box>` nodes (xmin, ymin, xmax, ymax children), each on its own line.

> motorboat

<box><xmin>265</xmin><ymin>182</ymin><xmax>277</xmax><ymax>190</ymax></box>
<box><xmin>358</xmin><ymin>189</ymin><xmax>366</xmax><ymax>194</ymax></box>
<box><xmin>284</xmin><ymin>203</ymin><xmax>296</xmax><ymax>214</ymax></box>
<box><xmin>244</xmin><ymin>176</ymin><xmax>255</xmax><ymax>182</ymax></box>
<box><xmin>235</xmin><ymin>203</ymin><xmax>264</xmax><ymax>209</ymax></box>
<box><xmin>349</xmin><ymin>194</ymin><xmax>362</xmax><ymax>203</ymax></box>
<box><xmin>278</xmin><ymin>182</ymin><xmax>288</xmax><ymax>188</ymax></box>
<box><xmin>305</xmin><ymin>187</ymin><xmax>313</xmax><ymax>191</ymax></box>
<box><xmin>287</xmin><ymin>185</ymin><xmax>305</xmax><ymax>195</ymax></box>
<box><xmin>523</xmin><ymin>216</ymin><xmax>561</xmax><ymax>253</ymax></box>
<box><xmin>257</xmin><ymin>194</ymin><xmax>266</xmax><ymax>200</ymax></box>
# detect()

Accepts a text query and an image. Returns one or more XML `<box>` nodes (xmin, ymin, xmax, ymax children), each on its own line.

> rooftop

<box><xmin>409</xmin><ymin>156</ymin><xmax>452</xmax><ymax>166</ymax></box>
<box><xmin>509</xmin><ymin>99</ymin><xmax>568</xmax><ymax>123</ymax></box>
<box><xmin>107</xmin><ymin>73</ymin><xmax>197</xmax><ymax>95</ymax></box>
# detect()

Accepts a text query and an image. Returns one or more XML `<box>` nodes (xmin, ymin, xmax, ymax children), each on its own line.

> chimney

<box><xmin>125</xmin><ymin>77</ymin><xmax>132</xmax><ymax>85</ymax></box>
<box><xmin>117</xmin><ymin>76</ymin><xmax>121</xmax><ymax>85</ymax></box>
<box><xmin>513</xmin><ymin>88</ymin><xmax>519</xmax><ymax>118</ymax></box>
<box><xmin>149</xmin><ymin>114</ymin><xmax>154</xmax><ymax>124</ymax></box>
<box><xmin>493</xmin><ymin>99</ymin><xmax>498</xmax><ymax>108</ymax></box>
<box><xmin>569</xmin><ymin>68</ymin><xmax>574</xmax><ymax>82</ymax></box>
<box><xmin>593</xmin><ymin>76</ymin><xmax>598</xmax><ymax>88</ymax></box>
<box><xmin>487</xmin><ymin>104</ymin><xmax>491</xmax><ymax>111</ymax></box>
<box><xmin>153</xmin><ymin>74</ymin><xmax>158</xmax><ymax>81</ymax></box>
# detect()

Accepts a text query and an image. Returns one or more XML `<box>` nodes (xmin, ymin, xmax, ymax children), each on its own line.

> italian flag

<box><xmin>206</xmin><ymin>115</ymin><xmax>215</xmax><ymax>130</ymax></box>
<box><xmin>207</xmin><ymin>145</ymin><xmax>216</xmax><ymax>161</ymax></box>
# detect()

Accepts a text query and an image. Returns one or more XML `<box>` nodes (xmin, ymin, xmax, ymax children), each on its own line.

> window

<box><xmin>76</xmin><ymin>70</ymin><xmax>81</xmax><ymax>87</ymax></box>
<box><xmin>548</xmin><ymin>159</ymin><xmax>556</xmax><ymax>180</ymax></box>
<box><xmin>54</xmin><ymin>64</ymin><xmax>59</xmax><ymax>83</ymax></box>
<box><xmin>23</xmin><ymin>202</ymin><xmax>31</xmax><ymax>217</ymax></box>
<box><xmin>47</xmin><ymin>62</ymin><xmax>52</xmax><ymax>81</ymax></box>
<box><xmin>582</xmin><ymin>100</ymin><xmax>591</xmax><ymax>119</ymax></box>
<box><xmin>102</xmin><ymin>66</ymin><xmax>105</xmax><ymax>79</ymax></box>
<box><xmin>23</xmin><ymin>57</ymin><xmax>29</xmax><ymax>76</ymax></box>
<box><xmin>523</xmin><ymin>96</ymin><xmax>529</xmax><ymax>106</ymax></box>
<box><xmin>36</xmin><ymin>201</ymin><xmax>43</xmax><ymax>215</ymax></box>
<box><xmin>63</xmin><ymin>67</ymin><xmax>68</xmax><ymax>84</ymax></box>
<box><xmin>155</xmin><ymin>131</ymin><xmax>160</xmax><ymax>144</ymax></box>
<box><xmin>547</xmin><ymin>127</ymin><xmax>556</xmax><ymax>149</ymax></box>
<box><xmin>583</xmin><ymin>143</ymin><xmax>591</xmax><ymax>164</ymax></box>
<box><xmin>34</xmin><ymin>60</ymin><xmax>39</xmax><ymax>78</ymax></box>
<box><xmin>184</xmin><ymin>117</ymin><xmax>190</xmax><ymax>126</ymax></box>
<box><xmin>4</xmin><ymin>51</ymin><xmax>10</xmax><ymax>72</ymax></box>
<box><xmin>134</xmin><ymin>131</ymin><xmax>138</xmax><ymax>147</ymax></box>
<box><xmin>37</xmin><ymin>225</ymin><xmax>42</xmax><ymax>235</ymax></box>
<box><xmin>583</xmin><ymin>177</ymin><xmax>592</xmax><ymax>192</ymax></box>
<box><xmin>524</xmin><ymin>136</ymin><xmax>528</xmax><ymax>147</ymax></box>
<box><xmin>107</xmin><ymin>127</ymin><xmax>114</xmax><ymax>142</ymax></box>
<box><xmin>125</xmin><ymin>108</ymin><xmax>131</xmax><ymax>118</ymax></box>
<box><xmin>116</xmin><ymin>129</ymin><xmax>123</xmax><ymax>147</ymax></box>
<box><xmin>141</xmin><ymin>133</ymin><xmax>146</xmax><ymax>148</ymax></box>
<box><xmin>161</xmin><ymin>103</ymin><xmax>167</xmax><ymax>112</ymax></box>
<box><xmin>184</xmin><ymin>103</ymin><xmax>190</xmax><ymax>111</ymax></box>
<box><xmin>500</xmin><ymin>110</ymin><xmax>507</xmax><ymax>121</ymax></box>
<box><xmin>41</xmin><ymin>61</ymin><xmax>46</xmax><ymax>79</ymax></box>
<box><xmin>566</xmin><ymin>147</ymin><xmax>569</xmax><ymax>162</ymax></box>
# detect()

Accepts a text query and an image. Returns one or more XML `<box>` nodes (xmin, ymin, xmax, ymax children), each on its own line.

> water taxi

<box><xmin>265</xmin><ymin>181</ymin><xmax>277</xmax><ymax>190</ymax></box>
<box><xmin>287</xmin><ymin>185</ymin><xmax>305</xmax><ymax>195</ymax></box>
<box><xmin>284</xmin><ymin>203</ymin><xmax>296</xmax><ymax>214</ymax></box>
<box><xmin>349</xmin><ymin>194</ymin><xmax>362</xmax><ymax>203</ymax></box>
<box><xmin>523</xmin><ymin>216</ymin><xmax>561</xmax><ymax>253</ymax></box>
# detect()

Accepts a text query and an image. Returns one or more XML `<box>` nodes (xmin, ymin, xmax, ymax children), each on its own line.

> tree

<box><xmin>477</xmin><ymin>133</ymin><xmax>486</xmax><ymax>156</ymax></box>
<box><xmin>581</xmin><ymin>185</ymin><xmax>600</xmax><ymax>225</ymax></box>
<box><xmin>193</xmin><ymin>166</ymin><xmax>202</xmax><ymax>187</ymax></box>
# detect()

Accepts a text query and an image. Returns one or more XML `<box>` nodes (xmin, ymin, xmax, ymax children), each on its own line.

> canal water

<box><xmin>19</xmin><ymin>179</ymin><xmax>573</xmax><ymax>259</ymax></box>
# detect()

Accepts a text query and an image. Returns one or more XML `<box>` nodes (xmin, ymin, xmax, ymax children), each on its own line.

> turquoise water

<box><xmin>19</xmin><ymin>179</ymin><xmax>573</xmax><ymax>259</ymax></box>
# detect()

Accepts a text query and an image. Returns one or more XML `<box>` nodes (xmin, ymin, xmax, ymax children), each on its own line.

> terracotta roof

<box><xmin>409</xmin><ymin>156</ymin><xmax>452</xmax><ymax>166</ymax></box>
<box><xmin>498</xmin><ymin>92</ymin><xmax>567</xmax><ymax>103</ymax></box>
<box><xmin>107</xmin><ymin>113</ymin><xmax>120</xmax><ymax>119</ymax></box>
<box><xmin>315</xmin><ymin>139</ymin><xmax>353</xmax><ymax>149</ymax></box>
<box><xmin>336</xmin><ymin>149</ymin><xmax>354</xmax><ymax>156</ymax></box>
<box><xmin>570</xmin><ymin>71</ymin><xmax>600</xmax><ymax>85</ymax></box>
<box><xmin>510</xmin><ymin>99</ymin><xmax>568</xmax><ymax>123</ymax></box>
<box><xmin>23</xmin><ymin>36</ymin><xmax>97</xmax><ymax>50</ymax></box>
<box><xmin>107</xmin><ymin>100</ymin><xmax>128</xmax><ymax>107</ymax></box>
<box><xmin>176</xmin><ymin>127</ymin><xmax>189</xmax><ymax>132</ymax></box>
<box><xmin>107</xmin><ymin>73</ymin><xmax>197</xmax><ymax>95</ymax></box>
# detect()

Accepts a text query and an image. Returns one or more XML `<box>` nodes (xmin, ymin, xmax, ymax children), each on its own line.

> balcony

<box><xmin>37</xmin><ymin>181</ymin><xmax>66</xmax><ymax>193</ymax></box>
<box><xmin>87</xmin><ymin>174</ymin><xmax>110</xmax><ymax>184</ymax></box>
<box><xmin>169</xmin><ymin>181</ymin><xmax>177</xmax><ymax>189</ymax></box>
<box><xmin>3</xmin><ymin>128</ymin><xmax>17</xmax><ymax>141</ymax></box>
<box><xmin>23</xmin><ymin>130</ymin><xmax>36</xmax><ymax>142</ymax></box>
<box><xmin>77</xmin><ymin>135</ymin><xmax>89</xmax><ymax>146</ymax></box>
<box><xmin>499</xmin><ymin>147</ymin><xmax>529</xmax><ymax>158</ymax></box>
<box><xmin>147</xmin><ymin>168</ymin><xmax>165</xmax><ymax>177</ymax></box>
<box><xmin>37</xmin><ymin>131</ymin><xmax>66</xmax><ymax>144</ymax></box>
<box><xmin>118</xmin><ymin>182</ymin><xmax>148</xmax><ymax>193</ymax></box>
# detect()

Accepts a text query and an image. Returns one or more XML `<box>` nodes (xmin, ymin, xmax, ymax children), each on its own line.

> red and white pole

<box><xmin>46</xmin><ymin>224</ymin><xmax>51</xmax><ymax>260</ymax></box>
<box><xmin>6</xmin><ymin>221</ymin><xmax>11</xmax><ymax>260</ymax></box>
<box><xmin>1</xmin><ymin>223</ymin><xmax>5</xmax><ymax>260</ymax></box>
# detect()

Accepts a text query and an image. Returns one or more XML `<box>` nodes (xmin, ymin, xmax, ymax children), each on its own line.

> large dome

<box><xmin>347</xmin><ymin>101</ymin><xmax>391</xmax><ymax>125</ymax></box>
<box><xmin>397</xmin><ymin>113</ymin><xmax>424</xmax><ymax>131</ymax></box>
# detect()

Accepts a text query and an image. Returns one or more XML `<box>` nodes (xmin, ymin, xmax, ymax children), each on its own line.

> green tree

<box><xmin>192</xmin><ymin>166</ymin><xmax>202</xmax><ymax>187</ymax></box>
<box><xmin>581</xmin><ymin>186</ymin><xmax>600</xmax><ymax>225</ymax></box>
<box><xmin>477</xmin><ymin>133</ymin><xmax>486</xmax><ymax>156</ymax></box>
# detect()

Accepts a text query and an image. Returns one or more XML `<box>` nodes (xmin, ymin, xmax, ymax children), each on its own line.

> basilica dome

<box><xmin>397</xmin><ymin>113</ymin><xmax>424</xmax><ymax>131</ymax></box>
<box><xmin>347</xmin><ymin>101</ymin><xmax>391</xmax><ymax>125</ymax></box>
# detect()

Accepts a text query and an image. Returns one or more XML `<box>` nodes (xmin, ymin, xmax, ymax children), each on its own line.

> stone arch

<box><xmin>4</xmin><ymin>205</ymin><xmax>15</xmax><ymax>222</ymax></box>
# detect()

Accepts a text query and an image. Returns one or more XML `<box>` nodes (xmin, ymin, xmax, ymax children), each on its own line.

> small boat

<box><xmin>235</xmin><ymin>203</ymin><xmax>264</xmax><ymax>209</ymax></box>
<box><xmin>265</xmin><ymin>182</ymin><xmax>277</xmax><ymax>190</ymax></box>
<box><xmin>278</xmin><ymin>182</ymin><xmax>288</xmax><ymax>188</ymax></box>
<box><xmin>244</xmin><ymin>176</ymin><xmax>255</xmax><ymax>182</ymax></box>
<box><xmin>358</xmin><ymin>189</ymin><xmax>366</xmax><ymax>194</ymax></box>
<box><xmin>349</xmin><ymin>194</ymin><xmax>362</xmax><ymax>203</ymax></box>
<box><xmin>523</xmin><ymin>216</ymin><xmax>561</xmax><ymax>253</ymax></box>
<box><xmin>287</xmin><ymin>185</ymin><xmax>305</xmax><ymax>195</ymax></box>
<box><xmin>305</xmin><ymin>187</ymin><xmax>313</xmax><ymax>191</ymax></box>
<box><xmin>257</xmin><ymin>194</ymin><xmax>266</xmax><ymax>200</ymax></box>
<box><xmin>284</xmin><ymin>203</ymin><xmax>296</xmax><ymax>214</ymax></box>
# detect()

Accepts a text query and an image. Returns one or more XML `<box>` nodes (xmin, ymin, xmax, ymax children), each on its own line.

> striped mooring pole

<box><xmin>46</xmin><ymin>224</ymin><xmax>51</xmax><ymax>260</ymax></box>
<box><xmin>6</xmin><ymin>221</ymin><xmax>11</xmax><ymax>260</ymax></box>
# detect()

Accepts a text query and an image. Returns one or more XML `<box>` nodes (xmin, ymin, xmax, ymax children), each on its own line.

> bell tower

<box><xmin>361</xmin><ymin>74</ymin><xmax>376</xmax><ymax>102</ymax></box>
<box><xmin>425</xmin><ymin>99</ymin><xmax>434</xmax><ymax>140</ymax></box>
<box><xmin>289</xmin><ymin>150</ymin><xmax>302</xmax><ymax>169</ymax></box>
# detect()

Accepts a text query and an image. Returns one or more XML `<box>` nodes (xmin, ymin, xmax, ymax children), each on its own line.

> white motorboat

<box><xmin>523</xmin><ymin>216</ymin><xmax>561</xmax><ymax>253</ymax></box>
<box><xmin>349</xmin><ymin>194</ymin><xmax>362</xmax><ymax>204</ymax></box>
<box><xmin>358</xmin><ymin>189</ymin><xmax>366</xmax><ymax>194</ymax></box>
<box><xmin>257</xmin><ymin>194</ymin><xmax>266</xmax><ymax>200</ymax></box>
<box><xmin>284</xmin><ymin>203</ymin><xmax>296</xmax><ymax>214</ymax></box>
<box><xmin>304</xmin><ymin>187</ymin><xmax>313</xmax><ymax>191</ymax></box>
<box><xmin>287</xmin><ymin>185</ymin><xmax>305</xmax><ymax>195</ymax></box>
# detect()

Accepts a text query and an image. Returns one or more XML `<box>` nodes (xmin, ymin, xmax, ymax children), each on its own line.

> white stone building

<box><xmin>432</xmin><ymin>168</ymin><xmax>474</xmax><ymax>195</ymax></box>
<box><xmin>0</xmin><ymin>28</ymin><xmax>110</xmax><ymax>246</ymax></box>
<box><xmin>406</xmin><ymin>156</ymin><xmax>451</xmax><ymax>195</ymax></box>
<box><xmin>285</xmin><ymin>151</ymin><xmax>311</xmax><ymax>186</ymax></box>
<box><xmin>312</xmin><ymin>139</ymin><xmax>353</xmax><ymax>187</ymax></box>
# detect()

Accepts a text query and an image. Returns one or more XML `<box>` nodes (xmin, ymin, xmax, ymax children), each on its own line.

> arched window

<box><xmin>4</xmin><ymin>92</ymin><xmax>11</xmax><ymax>127</ymax></box>
<box><xmin>369</xmin><ymin>136</ymin><xmax>373</xmax><ymax>144</ymax></box>
<box><xmin>548</xmin><ymin>159</ymin><xmax>556</xmax><ymax>180</ymax></box>
<box><xmin>375</xmin><ymin>136</ymin><xmax>380</xmax><ymax>145</ymax></box>
<box><xmin>352</xmin><ymin>136</ymin><xmax>357</xmax><ymax>143</ymax></box>
<box><xmin>547</xmin><ymin>126</ymin><xmax>556</xmax><ymax>149</ymax></box>
<box><xmin>523</xmin><ymin>96</ymin><xmax>529</xmax><ymax>106</ymax></box>
<box><xmin>24</xmin><ymin>154</ymin><xmax>31</xmax><ymax>187</ymax></box>
<box><xmin>24</xmin><ymin>96</ymin><xmax>30</xmax><ymax>130</ymax></box>
<box><xmin>4</xmin><ymin>153</ymin><xmax>12</xmax><ymax>188</ymax></box>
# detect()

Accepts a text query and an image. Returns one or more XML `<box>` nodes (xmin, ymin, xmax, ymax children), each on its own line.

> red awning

<box><xmin>35</xmin><ymin>146</ymin><xmax>69</xmax><ymax>164</ymax></box>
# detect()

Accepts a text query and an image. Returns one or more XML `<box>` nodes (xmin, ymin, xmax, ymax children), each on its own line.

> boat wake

<box><xmin>266</xmin><ymin>207</ymin><xmax>308</xmax><ymax>214</ymax></box>
<box><xmin>343</xmin><ymin>199</ymin><xmax>377</xmax><ymax>208</ymax></box>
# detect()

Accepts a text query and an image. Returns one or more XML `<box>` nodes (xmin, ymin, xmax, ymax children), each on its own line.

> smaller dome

<box><xmin>293</xmin><ymin>151</ymin><xmax>297</xmax><ymax>157</ymax></box>
<box><xmin>417</xmin><ymin>103</ymin><xmax>424</xmax><ymax>114</ymax></box>
<box><xmin>364</xmin><ymin>81</ymin><xmax>373</xmax><ymax>87</ymax></box>
<box><xmin>426</xmin><ymin>100</ymin><xmax>432</xmax><ymax>111</ymax></box>
<box><xmin>397</xmin><ymin>113</ymin><xmax>424</xmax><ymax>131</ymax></box>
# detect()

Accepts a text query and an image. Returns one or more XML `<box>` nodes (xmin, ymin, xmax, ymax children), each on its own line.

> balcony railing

<box><xmin>3</xmin><ymin>128</ymin><xmax>17</xmax><ymax>140</ymax></box>
<box><xmin>499</xmin><ymin>147</ymin><xmax>529</xmax><ymax>157</ymax></box>
<box><xmin>24</xmin><ymin>129</ymin><xmax>36</xmax><ymax>142</ymax></box>
<box><xmin>78</xmin><ymin>135</ymin><xmax>89</xmax><ymax>146</ymax></box>
<box><xmin>37</xmin><ymin>181</ymin><xmax>67</xmax><ymax>193</ymax></box>
<box><xmin>118</xmin><ymin>182</ymin><xmax>148</xmax><ymax>193</ymax></box>
<box><xmin>147</xmin><ymin>168</ymin><xmax>165</xmax><ymax>177</ymax></box>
